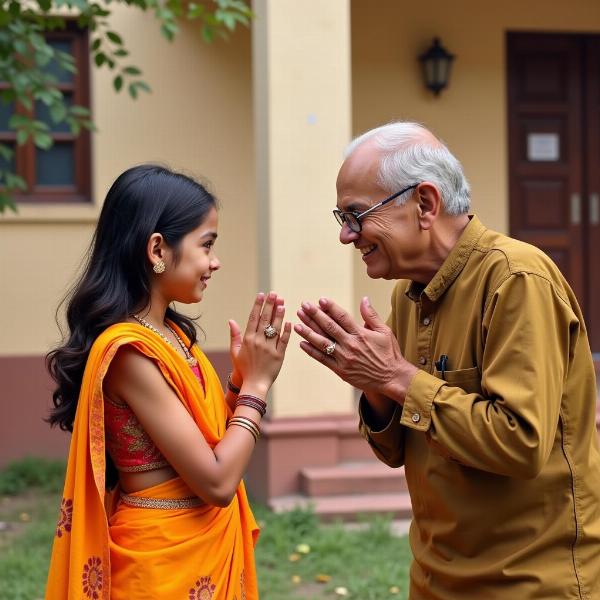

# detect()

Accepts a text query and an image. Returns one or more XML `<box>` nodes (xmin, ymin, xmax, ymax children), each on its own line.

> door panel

<box><xmin>508</xmin><ymin>32</ymin><xmax>599</xmax><ymax>353</ymax></box>
<box><xmin>585</xmin><ymin>37</ymin><xmax>600</xmax><ymax>352</ymax></box>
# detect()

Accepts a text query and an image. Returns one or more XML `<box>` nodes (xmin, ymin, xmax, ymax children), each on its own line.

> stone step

<box><xmin>269</xmin><ymin>492</ymin><xmax>413</xmax><ymax>522</ymax></box>
<box><xmin>300</xmin><ymin>461</ymin><xmax>407</xmax><ymax>497</ymax></box>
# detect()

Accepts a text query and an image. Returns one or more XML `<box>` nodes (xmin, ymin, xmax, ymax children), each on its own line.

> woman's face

<box><xmin>160</xmin><ymin>207</ymin><xmax>221</xmax><ymax>304</ymax></box>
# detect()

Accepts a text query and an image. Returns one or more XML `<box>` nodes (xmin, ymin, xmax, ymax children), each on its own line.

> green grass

<box><xmin>253</xmin><ymin>505</ymin><xmax>411</xmax><ymax>599</ymax></box>
<box><xmin>0</xmin><ymin>458</ymin><xmax>412</xmax><ymax>600</ymax></box>
<box><xmin>0</xmin><ymin>489</ymin><xmax>61</xmax><ymax>600</ymax></box>
<box><xmin>0</xmin><ymin>457</ymin><xmax>65</xmax><ymax>496</ymax></box>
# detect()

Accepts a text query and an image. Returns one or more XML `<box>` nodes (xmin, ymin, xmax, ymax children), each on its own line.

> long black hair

<box><xmin>47</xmin><ymin>164</ymin><xmax>218</xmax><ymax>434</ymax></box>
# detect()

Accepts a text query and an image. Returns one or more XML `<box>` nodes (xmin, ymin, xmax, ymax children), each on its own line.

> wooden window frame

<box><xmin>2</xmin><ymin>22</ymin><xmax>91</xmax><ymax>204</ymax></box>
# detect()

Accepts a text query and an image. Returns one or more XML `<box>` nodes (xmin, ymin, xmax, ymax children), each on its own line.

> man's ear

<box><xmin>415</xmin><ymin>182</ymin><xmax>442</xmax><ymax>230</ymax></box>
<box><xmin>147</xmin><ymin>233</ymin><xmax>166</xmax><ymax>269</ymax></box>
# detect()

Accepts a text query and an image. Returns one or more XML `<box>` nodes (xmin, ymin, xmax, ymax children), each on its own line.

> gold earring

<box><xmin>153</xmin><ymin>259</ymin><xmax>166</xmax><ymax>274</ymax></box>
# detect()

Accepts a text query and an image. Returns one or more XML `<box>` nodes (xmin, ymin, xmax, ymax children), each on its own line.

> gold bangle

<box><xmin>229</xmin><ymin>416</ymin><xmax>260</xmax><ymax>438</ymax></box>
<box><xmin>228</xmin><ymin>420</ymin><xmax>258</xmax><ymax>442</ymax></box>
<box><xmin>230</xmin><ymin>414</ymin><xmax>260</xmax><ymax>431</ymax></box>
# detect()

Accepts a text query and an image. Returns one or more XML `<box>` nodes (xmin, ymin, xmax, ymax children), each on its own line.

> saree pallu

<box><xmin>45</xmin><ymin>323</ymin><xmax>259</xmax><ymax>600</ymax></box>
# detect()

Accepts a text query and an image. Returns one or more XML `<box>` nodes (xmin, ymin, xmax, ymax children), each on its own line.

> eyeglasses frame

<box><xmin>333</xmin><ymin>183</ymin><xmax>420</xmax><ymax>233</ymax></box>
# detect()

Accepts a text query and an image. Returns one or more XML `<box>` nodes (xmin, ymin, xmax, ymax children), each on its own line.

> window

<box><xmin>1</xmin><ymin>23</ymin><xmax>91</xmax><ymax>203</ymax></box>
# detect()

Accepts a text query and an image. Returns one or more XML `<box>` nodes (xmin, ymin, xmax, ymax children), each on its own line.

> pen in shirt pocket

<box><xmin>435</xmin><ymin>354</ymin><xmax>449</xmax><ymax>378</ymax></box>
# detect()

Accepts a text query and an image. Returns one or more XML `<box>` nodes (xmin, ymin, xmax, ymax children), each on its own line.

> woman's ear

<box><xmin>147</xmin><ymin>233</ymin><xmax>166</xmax><ymax>270</ymax></box>
<box><xmin>415</xmin><ymin>182</ymin><xmax>442</xmax><ymax>230</ymax></box>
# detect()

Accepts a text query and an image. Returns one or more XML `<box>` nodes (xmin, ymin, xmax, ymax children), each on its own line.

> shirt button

<box><xmin>411</xmin><ymin>413</ymin><xmax>421</xmax><ymax>423</ymax></box>
<box><xmin>422</xmin><ymin>317</ymin><xmax>431</xmax><ymax>326</ymax></box>
<box><xmin>418</xmin><ymin>356</ymin><xmax>427</xmax><ymax>365</ymax></box>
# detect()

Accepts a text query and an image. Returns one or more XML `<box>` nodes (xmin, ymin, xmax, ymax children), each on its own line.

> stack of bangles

<box><xmin>227</xmin><ymin>374</ymin><xmax>267</xmax><ymax>418</ymax></box>
<box><xmin>235</xmin><ymin>394</ymin><xmax>267</xmax><ymax>417</ymax></box>
<box><xmin>227</xmin><ymin>415</ymin><xmax>261</xmax><ymax>442</ymax></box>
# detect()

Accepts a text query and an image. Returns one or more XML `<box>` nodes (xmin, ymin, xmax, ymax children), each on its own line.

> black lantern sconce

<box><xmin>419</xmin><ymin>38</ymin><xmax>455</xmax><ymax>96</ymax></box>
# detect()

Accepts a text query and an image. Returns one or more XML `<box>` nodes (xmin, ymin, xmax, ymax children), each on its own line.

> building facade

<box><xmin>1</xmin><ymin>0</ymin><xmax>599</xmax><ymax>510</ymax></box>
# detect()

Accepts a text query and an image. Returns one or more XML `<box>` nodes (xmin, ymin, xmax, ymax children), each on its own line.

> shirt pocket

<box><xmin>434</xmin><ymin>366</ymin><xmax>482</xmax><ymax>395</ymax></box>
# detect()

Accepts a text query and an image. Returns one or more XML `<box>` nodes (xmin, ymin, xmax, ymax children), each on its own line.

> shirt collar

<box><xmin>405</xmin><ymin>215</ymin><xmax>486</xmax><ymax>303</ymax></box>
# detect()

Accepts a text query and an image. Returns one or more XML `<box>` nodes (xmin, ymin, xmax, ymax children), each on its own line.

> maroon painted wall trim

<box><xmin>0</xmin><ymin>351</ymin><xmax>231</xmax><ymax>467</ymax></box>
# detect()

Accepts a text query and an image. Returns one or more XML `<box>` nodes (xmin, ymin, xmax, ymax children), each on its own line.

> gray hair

<box><xmin>344</xmin><ymin>122</ymin><xmax>470</xmax><ymax>215</ymax></box>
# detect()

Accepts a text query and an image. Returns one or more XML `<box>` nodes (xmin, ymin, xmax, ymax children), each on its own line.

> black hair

<box><xmin>46</xmin><ymin>163</ymin><xmax>217</xmax><ymax>436</ymax></box>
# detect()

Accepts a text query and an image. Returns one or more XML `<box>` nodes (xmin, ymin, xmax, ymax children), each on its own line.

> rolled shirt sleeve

<box><xmin>408</xmin><ymin>272</ymin><xmax>578</xmax><ymax>478</ymax></box>
<box><xmin>358</xmin><ymin>394</ymin><xmax>405</xmax><ymax>467</ymax></box>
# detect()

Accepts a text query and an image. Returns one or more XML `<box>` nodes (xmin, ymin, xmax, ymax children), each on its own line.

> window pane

<box><xmin>45</xmin><ymin>40</ymin><xmax>74</xmax><ymax>84</ymax></box>
<box><xmin>35</xmin><ymin>95</ymin><xmax>72</xmax><ymax>133</ymax></box>
<box><xmin>0</xmin><ymin>101</ymin><xmax>13</xmax><ymax>131</ymax></box>
<box><xmin>0</xmin><ymin>142</ymin><xmax>15</xmax><ymax>172</ymax></box>
<box><xmin>36</xmin><ymin>143</ymin><xmax>74</xmax><ymax>185</ymax></box>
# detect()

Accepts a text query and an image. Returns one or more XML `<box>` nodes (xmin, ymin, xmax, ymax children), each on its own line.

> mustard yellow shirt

<box><xmin>359</xmin><ymin>215</ymin><xmax>600</xmax><ymax>599</ymax></box>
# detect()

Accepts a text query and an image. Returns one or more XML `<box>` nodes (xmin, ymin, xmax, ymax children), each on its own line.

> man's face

<box><xmin>335</xmin><ymin>142</ymin><xmax>425</xmax><ymax>281</ymax></box>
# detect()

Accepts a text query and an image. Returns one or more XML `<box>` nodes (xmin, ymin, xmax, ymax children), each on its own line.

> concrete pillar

<box><xmin>252</xmin><ymin>0</ymin><xmax>354</xmax><ymax>417</ymax></box>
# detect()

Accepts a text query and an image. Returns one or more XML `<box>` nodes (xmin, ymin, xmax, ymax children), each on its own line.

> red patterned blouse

<box><xmin>104</xmin><ymin>364</ymin><xmax>205</xmax><ymax>472</ymax></box>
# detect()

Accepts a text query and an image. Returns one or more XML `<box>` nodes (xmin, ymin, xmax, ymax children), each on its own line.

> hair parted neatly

<box><xmin>344</xmin><ymin>121</ymin><xmax>471</xmax><ymax>215</ymax></box>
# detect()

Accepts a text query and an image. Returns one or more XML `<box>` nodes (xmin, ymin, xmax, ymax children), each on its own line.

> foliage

<box><xmin>0</xmin><ymin>0</ymin><xmax>252</xmax><ymax>213</ymax></box>
<box><xmin>0</xmin><ymin>456</ymin><xmax>66</xmax><ymax>495</ymax></box>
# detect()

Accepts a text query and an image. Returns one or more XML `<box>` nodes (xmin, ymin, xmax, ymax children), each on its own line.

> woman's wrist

<box><xmin>240</xmin><ymin>378</ymin><xmax>270</xmax><ymax>399</ymax></box>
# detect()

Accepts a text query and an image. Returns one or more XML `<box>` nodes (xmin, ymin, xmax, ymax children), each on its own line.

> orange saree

<box><xmin>45</xmin><ymin>323</ymin><xmax>259</xmax><ymax>600</ymax></box>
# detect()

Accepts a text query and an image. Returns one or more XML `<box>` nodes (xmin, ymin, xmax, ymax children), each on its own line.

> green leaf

<box><xmin>81</xmin><ymin>119</ymin><xmax>97</xmax><ymax>132</ymax></box>
<box><xmin>0</xmin><ymin>144</ymin><xmax>14</xmax><ymax>161</ymax></box>
<box><xmin>29</xmin><ymin>32</ymin><xmax>46</xmax><ymax>51</ymax></box>
<box><xmin>33</xmin><ymin>131</ymin><xmax>53</xmax><ymax>149</ymax></box>
<box><xmin>201</xmin><ymin>23</ymin><xmax>215</xmax><ymax>43</ymax></box>
<box><xmin>20</xmin><ymin>95</ymin><xmax>33</xmax><ymax>111</ymax></box>
<box><xmin>128</xmin><ymin>82</ymin><xmax>138</xmax><ymax>99</ymax></box>
<box><xmin>69</xmin><ymin>105</ymin><xmax>90</xmax><ymax>117</ymax></box>
<box><xmin>91</xmin><ymin>38</ymin><xmax>102</xmax><ymax>51</ymax></box>
<box><xmin>14</xmin><ymin>39</ymin><xmax>27</xmax><ymax>54</ymax></box>
<box><xmin>5</xmin><ymin>171</ymin><xmax>27</xmax><ymax>191</ymax></box>
<box><xmin>94</xmin><ymin>52</ymin><xmax>106</xmax><ymax>67</ymax></box>
<box><xmin>123</xmin><ymin>66</ymin><xmax>142</xmax><ymax>76</ymax></box>
<box><xmin>113</xmin><ymin>48</ymin><xmax>129</xmax><ymax>57</ymax></box>
<box><xmin>133</xmin><ymin>80</ymin><xmax>151</xmax><ymax>93</ymax></box>
<box><xmin>187</xmin><ymin>2</ymin><xmax>206</xmax><ymax>19</ymax></box>
<box><xmin>49</xmin><ymin>102</ymin><xmax>67</xmax><ymax>123</ymax></box>
<box><xmin>0</xmin><ymin>192</ymin><xmax>18</xmax><ymax>214</ymax></box>
<box><xmin>106</xmin><ymin>30</ymin><xmax>123</xmax><ymax>45</ymax></box>
<box><xmin>113</xmin><ymin>75</ymin><xmax>123</xmax><ymax>92</ymax></box>
<box><xmin>35</xmin><ymin>50</ymin><xmax>53</xmax><ymax>67</ymax></box>
<box><xmin>35</xmin><ymin>89</ymin><xmax>55</xmax><ymax>105</ymax></box>
<box><xmin>16</xmin><ymin>129</ymin><xmax>29</xmax><ymax>145</ymax></box>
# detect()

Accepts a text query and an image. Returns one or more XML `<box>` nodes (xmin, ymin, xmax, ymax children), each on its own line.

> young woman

<box><xmin>45</xmin><ymin>165</ymin><xmax>291</xmax><ymax>600</ymax></box>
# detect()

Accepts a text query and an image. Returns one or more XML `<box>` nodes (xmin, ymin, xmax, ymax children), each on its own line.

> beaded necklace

<box><xmin>132</xmin><ymin>314</ymin><xmax>198</xmax><ymax>367</ymax></box>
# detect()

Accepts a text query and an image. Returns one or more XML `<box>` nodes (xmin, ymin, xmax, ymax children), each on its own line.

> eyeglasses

<box><xmin>333</xmin><ymin>183</ymin><xmax>419</xmax><ymax>233</ymax></box>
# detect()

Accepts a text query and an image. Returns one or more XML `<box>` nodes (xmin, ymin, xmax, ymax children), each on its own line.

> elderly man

<box><xmin>294</xmin><ymin>122</ymin><xmax>600</xmax><ymax>599</ymax></box>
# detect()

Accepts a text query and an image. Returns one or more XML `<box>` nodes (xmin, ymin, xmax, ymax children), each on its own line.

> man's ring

<box><xmin>325</xmin><ymin>341</ymin><xmax>336</xmax><ymax>356</ymax></box>
<box><xmin>264</xmin><ymin>324</ymin><xmax>278</xmax><ymax>339</ymax></box>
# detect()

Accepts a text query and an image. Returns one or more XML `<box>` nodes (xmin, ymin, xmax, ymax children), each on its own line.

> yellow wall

<box><xmin>2</xmin><ymin>1</ymin><xmax>600</xmax><ymax>417</ymax></box>
<box><xmin>0</xmin><ymin>8</ymin><xmax>255</xmax><ymax>355</ymax></box>
<box><xmin>350</xmin><ymin>0</ymin><xmax>600</xmax><ymax>319</ymax></box>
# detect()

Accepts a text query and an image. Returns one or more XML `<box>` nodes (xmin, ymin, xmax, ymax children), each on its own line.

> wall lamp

<box><xmin>419</xmin><ymin>37</ymin><xmax>455</xmax><ymax>96</ymax></box>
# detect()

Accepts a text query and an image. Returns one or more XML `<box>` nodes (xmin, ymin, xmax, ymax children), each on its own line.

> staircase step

<box><xmin>300</xmin><ymin>462</ymin><xmax>407</xmax><ymax>497</ymax></box>
<box><xmin>269</xmin><ymin>492</ymin><xmax>413</xmax><ymax>522</ymax></box>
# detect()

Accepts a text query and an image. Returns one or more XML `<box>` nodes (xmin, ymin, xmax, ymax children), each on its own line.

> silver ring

<box><xmin>325</xmin><ymin>341</ymin><xmax>336</xmax><ymax>356</ymax></box>
<box><xmin>264</xmin><ymin>324</ymin><xmax>278</xmax><ymax>339</ymax></box>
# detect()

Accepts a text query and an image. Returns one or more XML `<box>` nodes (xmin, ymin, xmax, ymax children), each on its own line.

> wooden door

<box><xmin>508</xmin><ymin>32</ymin><xmax>600</xmax><ymax>353</ymax></box>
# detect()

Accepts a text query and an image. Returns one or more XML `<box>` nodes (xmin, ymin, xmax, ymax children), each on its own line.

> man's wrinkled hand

<box><xmin>294</xmin><ymin>296</ymin><xmax>417</xmax><ymax>401</ymax></box>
